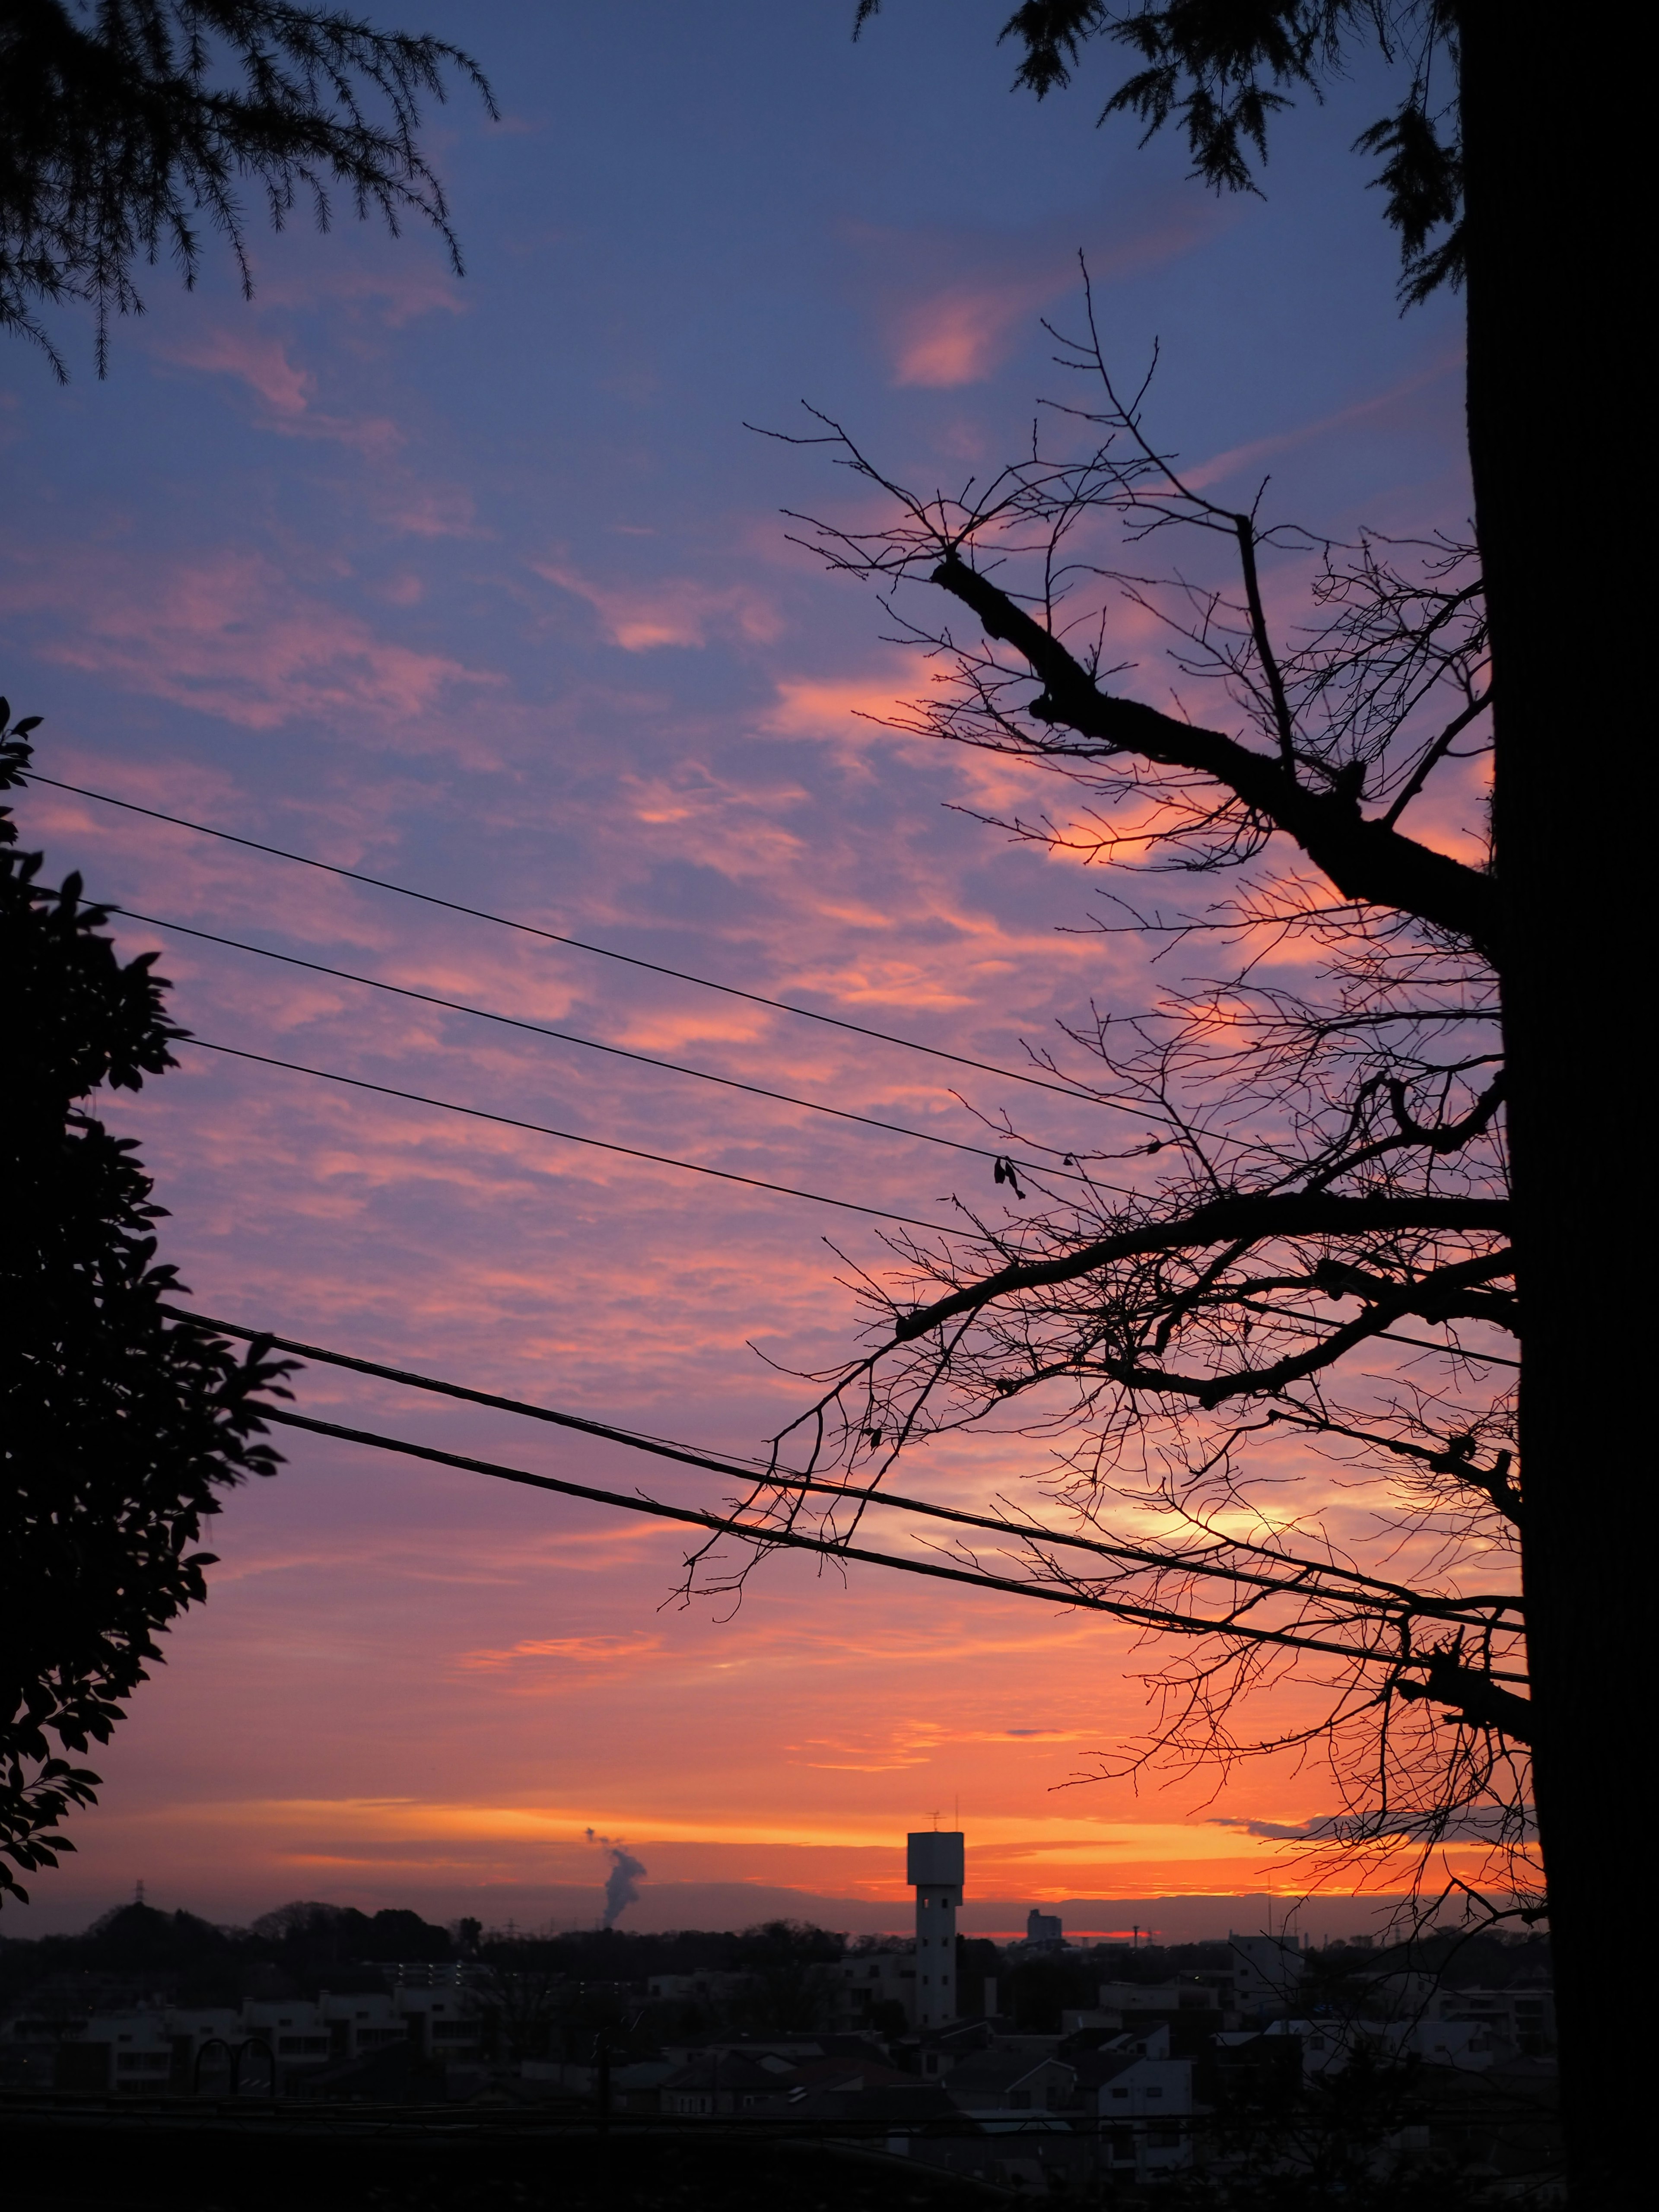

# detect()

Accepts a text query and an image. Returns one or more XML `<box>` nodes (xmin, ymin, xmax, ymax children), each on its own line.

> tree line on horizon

<box><xmin>1</xmin><ymin>1892</ymin><xmax>1551</xmax><ymax>2006</ymax></box>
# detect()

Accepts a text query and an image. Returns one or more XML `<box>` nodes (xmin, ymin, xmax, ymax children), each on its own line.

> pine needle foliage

<box><xmin>0</xmin><ymin>0</ymin><xmax>495</xmax><ymax>377</ymax></box>
<box><xmin>854</xmin><ymin>3</ymin><xmax>1465</xmax><ymax>303</ymax></box>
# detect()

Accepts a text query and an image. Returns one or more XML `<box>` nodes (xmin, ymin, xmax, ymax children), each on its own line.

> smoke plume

<box><xmin>586</xmin><ymin>1827</ymin><xmax>647</xmax><ymax>1927</ymax></box>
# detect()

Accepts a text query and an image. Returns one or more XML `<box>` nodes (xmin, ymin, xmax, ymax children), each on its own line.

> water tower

<box><xmin>907</xmin><ymin>1830</ymin><xmax>964</xmax><ymax>2028</ymax></box>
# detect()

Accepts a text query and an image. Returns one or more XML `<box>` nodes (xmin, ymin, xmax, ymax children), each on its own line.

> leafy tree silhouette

<box><xmin>1</xmin><ymin>705</ymin><xmax>291</xmax><ymax>1903</ymax></box>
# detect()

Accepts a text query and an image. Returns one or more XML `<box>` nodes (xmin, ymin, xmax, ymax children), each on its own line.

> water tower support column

<box><xmin>907</xmin><ymin>1830</ymin><xmax>965</xmax><ymax>2030</ymax></box>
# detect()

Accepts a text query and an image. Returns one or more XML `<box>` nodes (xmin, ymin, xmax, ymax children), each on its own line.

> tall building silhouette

<box><xmin>907</xmin><ymin>1830</ymin><xmax>964</xmax><ymax>2028</ymax></box>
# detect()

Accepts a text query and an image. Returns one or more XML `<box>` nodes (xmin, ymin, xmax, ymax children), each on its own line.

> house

<box><xmin>1401</xmin><ymin>2016</ymin><xmax>1506</xmax><ymax>2070</ymax></box>
<box><xmin>1206</xmin><ymin>2026</ymin><xmax>1306</xmax><ymax>2108</ymax></box>
<box><xmin>944</xmin><ymin>2050</ymin><xmax>1076</xmax><ymax>2120</ymax></box>
<box><xmin>240</xmin><ymin>1998</ymin><xmax>334</xmax><ymax>2082</ymax></box>
<box><xmin>52</xmin><ymin>2010</ymin><xmax>174</xmax><ymax>2093</ymax></box>
<box><xmin>1075</xmin><ymin>2022</ymin><xmax>1173</xmax><ymax>2062</ymax></box>
<box><xmin>658</xmin><ymin>2034</ymin><xmax>834</xmax><ymax>2067</ymax></box>
<box><xmin>1227</xmin><ymin>1933</ymin><xmax>1307</xmax><ymax>2013</ymax></box>
<box><xmin>607</xmin><ymin>2058</ymin><xmax>678</xmax><ymax>2112</ymax></box>
<box><xmin>823</xmin><ymin>1948</ymin><xmax>915</xmax><ymax>2030</ymax></box>
<box><xmin>1243</xmin><ymin>2012</ymin><xmax>1512</xmax><ymax>2076</ymax></box>
<box><xmin>1429</xmin><ymin>1985</ymin><xmax>1555</xmax><ymax>2052</ymax></box>
<box><xmin>916</xmin><ymin>2018</ymin><xmax>993</xmax><ymax>2081</ymax></box>
<box><xmin>658</xmin><ymin>2049</ymin><xmax>795</xmax><ymax>2117</ymax></box>
<box><xmin>1077</xmin><ymin>1981</ymin><xmax>1227</xmax><ymax>2050</ymax></box>
<box><xmin>317</xmin><ymin>1987</ymin><xmax>409</xmax><ymax>2064</ymax></box>
<box><xmin>1080</xmin><ymin>2053</ymin><xmax>1197</xmax><ymax>2181</ymax></box>
<box><xmin>645</xmin><ymin>1970</ymin><xmax>753</xmax><ymax>2006</ymax></box>
<box><xmin>1095</xmin><ymin>1979</ymin><xmax>1224</xmax><ymax>2018</ymax></box>
<box><xmin>1254</xmin><ymin>2017</ymin><xmax>1350</xmax><ymax>2075</ymax></box>
<box><xmin>391</xmin><ymin>1985</ymin><xmax>482</xmax><ymax>2062</ymax></box>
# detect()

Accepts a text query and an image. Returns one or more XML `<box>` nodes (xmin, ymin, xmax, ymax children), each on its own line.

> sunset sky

<box><xmin>2</xmin><ymin>2</ymin><xmax>1475</xmax><ymax>1941</ymax></box>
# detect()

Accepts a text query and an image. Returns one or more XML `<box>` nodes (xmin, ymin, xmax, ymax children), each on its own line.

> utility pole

<box><xmin>596</xmin><ymin>2033</ymin><xmax>612</xmax><ymax>2209</ymax></box>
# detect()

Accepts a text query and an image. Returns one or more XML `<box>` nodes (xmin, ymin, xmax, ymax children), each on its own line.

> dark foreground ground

<box><xmin>0</xmin><ymin>2098</ymin><xmax>1007</xmax><ymax>2212</ymax></box>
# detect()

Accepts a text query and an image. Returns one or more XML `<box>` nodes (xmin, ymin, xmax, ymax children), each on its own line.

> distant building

<box><xmin>946</xmin><ymin>2048</ymin><xmax>1076</xmax><ymax>2117</ymax></box>
<box><xmin>56</xmin><ymin>2011</ymin><xmax>174</xmax><ymax>2092</ymax></box>
<box><xmin>317</xmin><ymin>1988</ymin><xmax>411</xmax><ymax>2063</ymax></box>
<box><xmin>1026</xmin><ymin>1909</ymin><xmax>1065</xmax><ymax>1951</ymax></box>
<box><xmin>1227</xmin><ymin>1931</ymin><xmax>1306</xmax><ymax>2012</ymax></box>
<box><xmin>16</xmin><ymin>1966</ymin><xmax>494</xmax><ymax>2095</ymax></box>
<box><xmin>824</xmin><ymin>1947</ymin><xmax>914</xmax><ymax>2030</ymax></box>
<box><xmin>908</xmin><ymin>1831</ymin><xmax>964</xmax><ymax>2029</ymax></box>
<box><xmin>1080</xmin><ymin>2050</ymin><xmax>1197</xmax><ymax>2181</ymax></box>
<box><xmin>391</xmin><ymin>1984</ymin><xmax>483</xmax><ymax>2063</ymax></box>
<box><xmin>1429</xmin><ymin>1985</ymin><xmax>1555</xmax><ymax>2052</ymax></box>
<box><xmin>658</xmin><ymin>2049</ymin><xmax>792</xmax><ymax>2117</ymax></box>
<box><xmin>645</xmin><ymin>1970</ymin><xmax>752</xmax><ymax>2006</ymax></box>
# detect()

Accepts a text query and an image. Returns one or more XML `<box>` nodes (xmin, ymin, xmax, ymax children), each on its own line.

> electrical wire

<box><xmin>28</xmin><ymin>771</ymin><xmax>1099</xmax><ymax>1103</ymax></box>
<box><xmin>29</xmin><ymin>782</ymin><xmax>1506</xmax><ymax>1233</ymax></box>
<box><xmin>105</xmin><ymin>899</ymin><xmax>1101</xmax><ymax>1189</ymax></box>
<box><xmin>178</xmin><ymin>1036</ymin><xmax>979</xmax><ymax>1235</ymax></box>
<box><xmin>29</xmin><ymin>775</ymin><xmax>1309</xmax><ymax>1171</ymax></box>
<box><xmin>244</xmin><ymin>1403</ymin><xmax>1524</xmax><ymax>1670</ymax></box>
<box><xmin>1374</xmin><ymin>1329</ymin><xmax>1519</xmax><ymax>1370</ymax></box>
<box><xmin>164</xmin><ymin>1302</ymin><xmax>1525</xmax><ymax>1631</ymax></box>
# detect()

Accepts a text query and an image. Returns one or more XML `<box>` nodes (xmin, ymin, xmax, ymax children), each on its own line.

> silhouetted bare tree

<box><xmin>845</xmin><ymin>14</ymin><xmax>1636</xmax><ymax>2193</ymax></box>
<box><xmin>467</xmin><ymin>1964</ymin><xmax>563</xmax><ymax>2064</ymax></box>
<box><xmin>689</xmin><ymin>310</ymin><xmax>1527</xmax><ymax>1958</ymax></box>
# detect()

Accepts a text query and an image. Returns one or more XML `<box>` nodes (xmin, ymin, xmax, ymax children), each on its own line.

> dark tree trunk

<box><xmin>1459</xmin><ymin>10</ymin><xmax>1640</xmax><ymax>2199</ymax></box>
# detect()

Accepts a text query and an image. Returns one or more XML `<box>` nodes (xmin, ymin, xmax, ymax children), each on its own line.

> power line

<box><xmin>255</xmin><ymin>1400</ymin><xmax>1149</xmax><ymax>1615</ymax></box>
<box><xmin>28</xmin><ymin>772</ymin><xmax>1098</xmax><ymax>1103</ymax></box>
<box><xmin>1374</xmin><ymin>1328</ymin><xmax>1519</xmax><ymax>1370</ymax></box>
<box><xmin>34</xmin><ymin>781</ymin><xmax>1488</xmax><ymax>1200</ymax></box>
<box><xmin>35</xmin><ymin>773</ymin><xmax>1284</xmax><ymax>1170</ymax></box>
<box><xmin>244</xmin><ymin>1403</ymin><xmax>1520</xmax><ymax>1671</ymax></box>
<box><xmin>165</xmin><ymin>1302</ymin><xmax>1523</xmax><ymax>1633</ymax></box>
<box><xmin>106</xmin><ymin>900</ymin><xmax>1098</xmax><ymax>1189</ymax></box>
<box><xmin>178</xmin><ymin>1036</ymin><xmax>979</xmax><ymax>1235</ymax></box>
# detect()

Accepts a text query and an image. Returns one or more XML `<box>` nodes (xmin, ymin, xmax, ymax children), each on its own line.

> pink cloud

<box><xmin>1180</xmin><ymin>346</ymin><xmax>1465</xmax><ymax>493</ymax></box>
<box><xmin>256</xmin><ymin>258</ymin><xmax>466</xmax><ymax>327</ymax></box>
<box><xmin>535</xmin><ymin>560</ymin><xmax>782</xmax><ymax>651</ymax></box>
<box><xmin>8</xmin><ymin>547</ymin><xmax>500</xmax><ymax>736</ymax></box>
<box><xmin>161</xmin><ymin>326</ymin><xmax>315</xmax><ymax>416</ymax></box>
<box><xmin>875</xmin><ymin>203</ymin><xmax>1220</xmax><ymax>390</ymax></box>
<box><xmin>388</xmin><ymin>486</ymin><xmax>488</xmax><ymax>540</ymax></box>
<box><xmin>154</xmin><ymin>323</ymin><xmax>401</xmax><ymax>454</ymax></box>
<box><xmin>458</xmin><ymin>1633</ymin><xmax>664</xmax><ymax>1674</ymax></box>
<box><xmin>764</xmin><ymin>675</ymin><xmax>912</xmax><ymax>735</ymax></box>
<box><xmin>890</xmin><ymin>272</ymin><xmax>1065</xmax><ymax>388</ymax></box>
